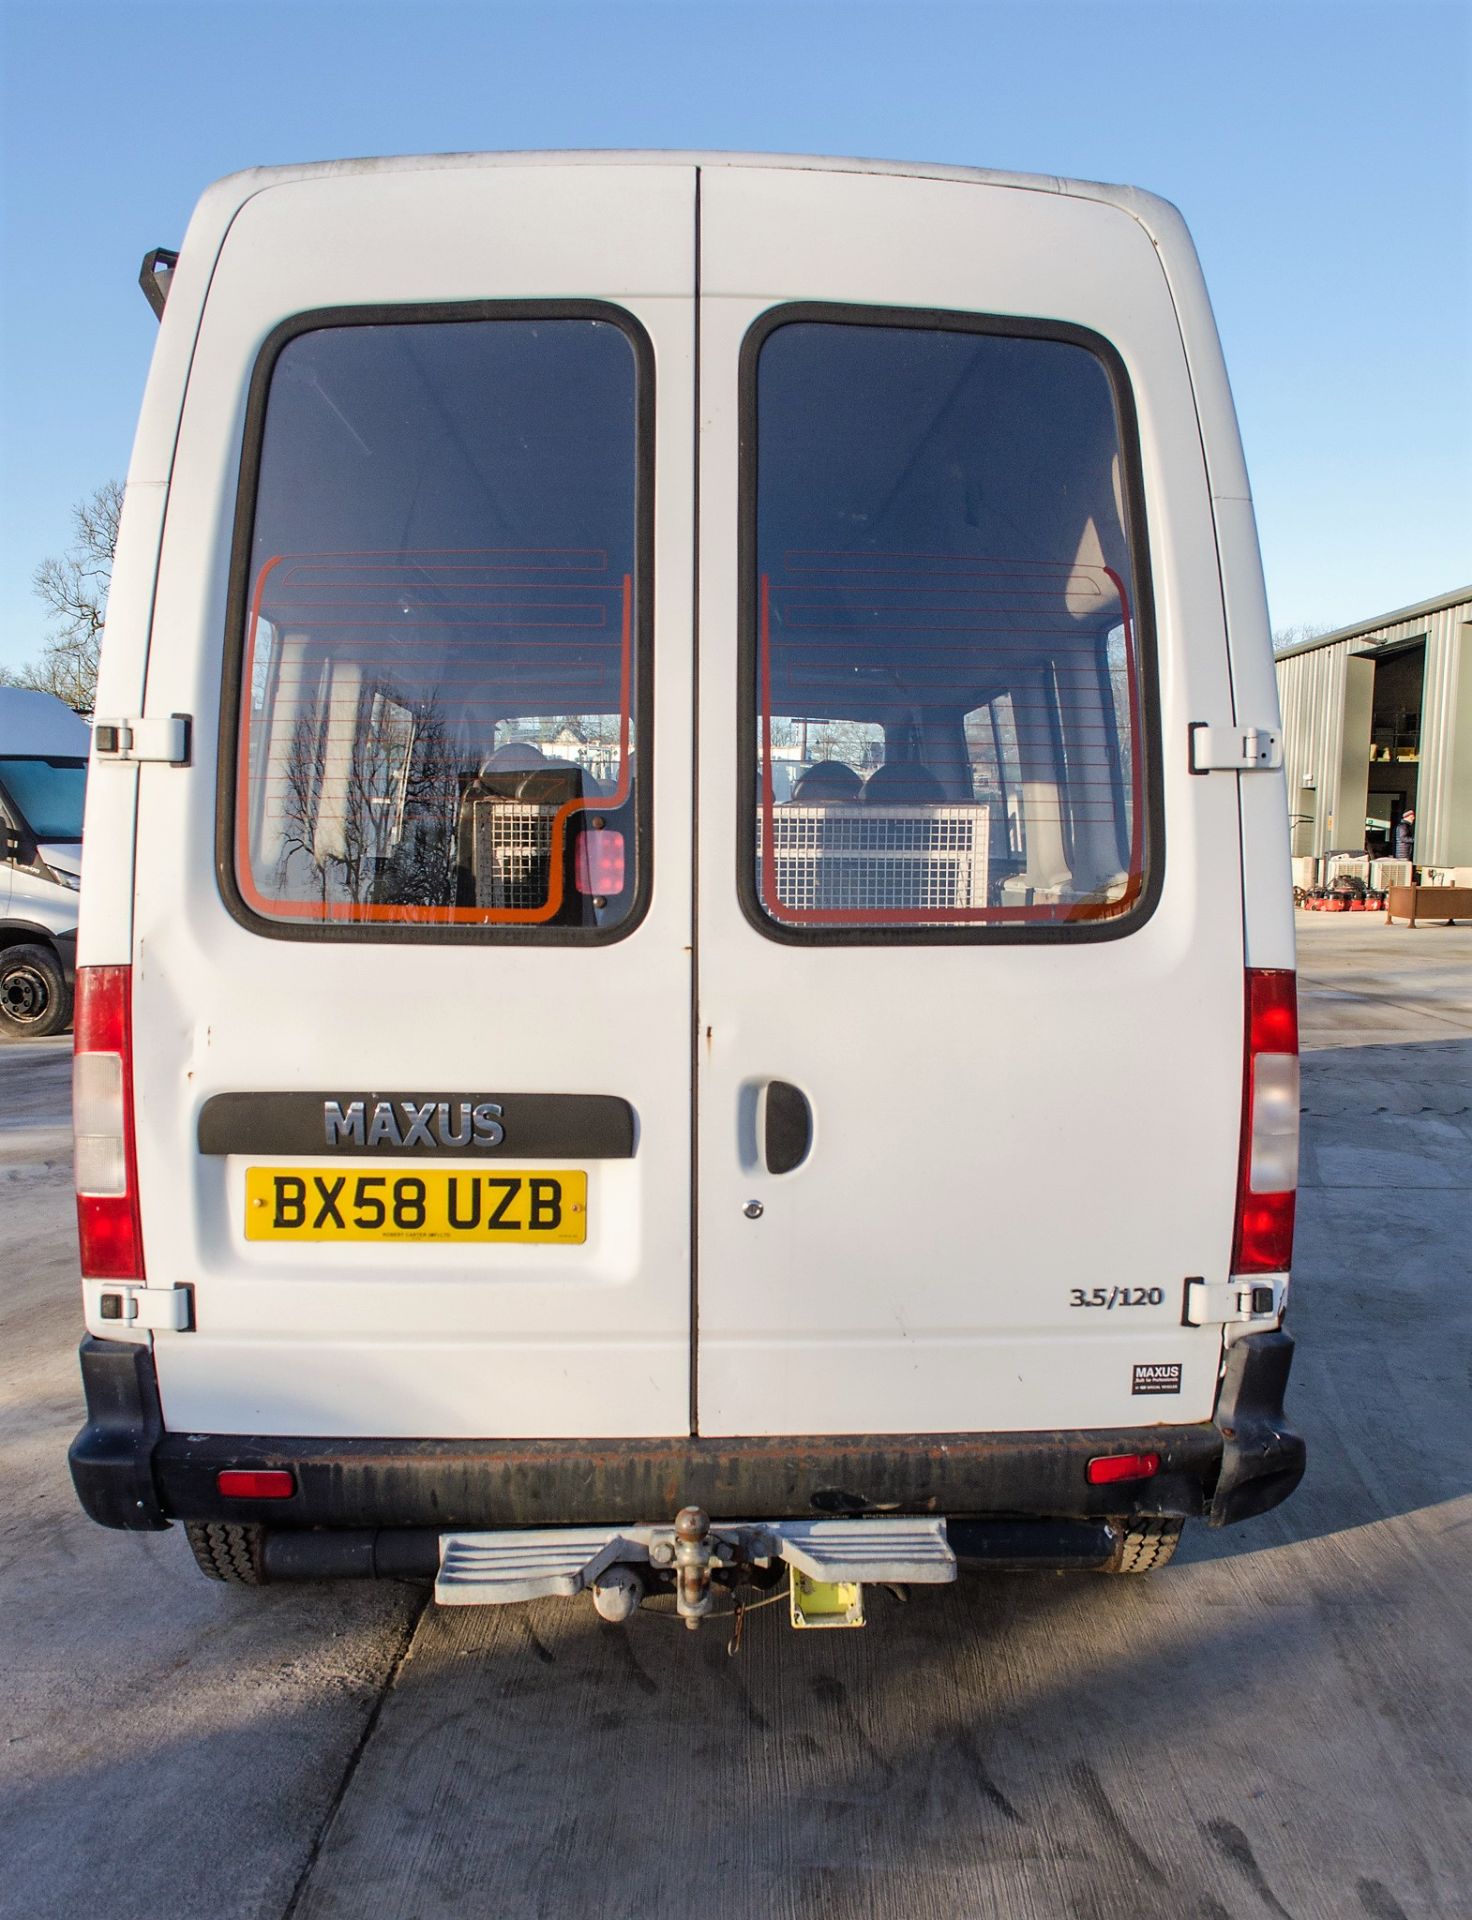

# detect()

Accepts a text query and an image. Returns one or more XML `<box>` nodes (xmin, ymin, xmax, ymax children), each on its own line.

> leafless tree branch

<box><xmin>0</xmin><ymin>480</ymin><xmax>124</xmax><ymax>711</ymax></box>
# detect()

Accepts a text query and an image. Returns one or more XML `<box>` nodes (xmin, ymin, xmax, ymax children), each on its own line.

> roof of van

<box><xmin>194</xmin><ymin>150</ymin><xmax>1185</xmax><ymax>236</ymax></box>
<box><xmin>0</xmin><ymin>688</ymin><xmax>91</xmax><ymax>756</ymax></box>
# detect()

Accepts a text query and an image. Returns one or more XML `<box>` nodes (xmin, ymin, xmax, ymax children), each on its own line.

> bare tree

<box><xmin>0</xmin><ymin>480</ymin><xmax>123</xmax><ymax>712</ymax></box>
<box><xmin>1272</xmin><ymin>622</ymin><xmax>1332</xmax><ymax>655</ymax></box>
<box><xmin>274</xmin><ymin>679</ymin><xmax>462</xmax><ymax>914</ymax></box>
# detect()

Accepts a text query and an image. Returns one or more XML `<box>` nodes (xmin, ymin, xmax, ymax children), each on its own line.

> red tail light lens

<box><xmin>217</xmin><ymin>1470</ymin><xmax>296</xmax><ymax>1500</ymax></box>
<box><xmin>1086</xmin><ymin>1451</ymin><xmax>1161</xmax><ymax>1485</ymax></box>
<box><xmin>74</xmin><ymin>966</ymin><xmax>144</xmax><ymax>1281</ymax></box>
<box><xmin>574</xmin><ymin>829</ymin><xmax>625</xmax><ymax>897</ymax></box>
<box><xmin>1232</xmin><ymin>969</ymin><xmax>1299</xmax><ymax>1276</ymax></box>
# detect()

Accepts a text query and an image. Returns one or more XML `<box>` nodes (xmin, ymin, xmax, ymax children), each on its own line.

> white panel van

<box><xmin>0</xmin><ymin>689</ymin><xmax>88</xmax><ymax>1036</ymax></box>
<box><xmin>69</xmin><ymin>154</ymin><xmax>1304</xmax><ymax>1629</ymax></box>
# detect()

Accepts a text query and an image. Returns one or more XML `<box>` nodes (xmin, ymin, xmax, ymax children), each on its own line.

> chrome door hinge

<box><xmin>93</xmin><ymin>714</ymin><xmax>192</xmax><ymax>766</ymax></box>
<box><xmin>89</xmin><ymin>1281</ymin><xmax>194</xmax><ymax>1332</ymax></box>
<box><xmin>1185</xmin><ymin>1276</ymin><xmax>1286</xmax><ymax>1326</ymax></box>
<box><xmin>1189</xmin><ymin>722</ymin><xmax>1282</xmax><ymax>774</ymax></box>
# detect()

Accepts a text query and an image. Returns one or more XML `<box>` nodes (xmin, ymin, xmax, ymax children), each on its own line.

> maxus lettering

<box><xmin>323</xmin><ymin>1099</ymin><xmax>505</xmax><ymax>1150</ymax></box>
<box><xmin>1131</xmin><ymin>1362</ymin><xmax>1183</xmax><ymax>1396</ymax></box>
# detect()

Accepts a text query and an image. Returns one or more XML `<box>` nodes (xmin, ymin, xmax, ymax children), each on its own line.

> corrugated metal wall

<box><xmin>1276</xmin><ymin>643</ymin><xmax>1356</xmax><ymax>858</ymax></box>
<box><xmin>1276</xmin><ymin>594</ymin><xmax>1471</xmax><ymax>868</ymax></box>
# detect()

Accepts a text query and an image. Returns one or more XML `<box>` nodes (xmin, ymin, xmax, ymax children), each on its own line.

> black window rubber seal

<box><xmin>734</xmin><ymin>299</ymin><xmax>1167</xmax><ymax>949</ymax></box>
<box><xmin>213</xmin><ymin>298</ymin><xmax>657</xmax><ymax>948</ymax></box>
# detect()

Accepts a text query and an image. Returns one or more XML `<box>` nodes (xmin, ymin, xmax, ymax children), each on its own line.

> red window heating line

<box><xmin>236</xmin><ymin>553</ymin><xmax>633</xmax><ymax>926</ymax></box>
<box><xmin>757</xmin><ymin>559</ymin><xmax>1145</xmax><ymax>926</ymax></box>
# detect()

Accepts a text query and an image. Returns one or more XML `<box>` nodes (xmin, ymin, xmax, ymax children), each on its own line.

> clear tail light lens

<box><xmin>1232</xmin><ymin>970</ymin><xmax>1299</xmax><ymax>1276</ymax></box>
<box><xmin>74</xmin><ymin>966</ymin><xmax>144</xmax><ymax>1281</ymax></box>
<box><xmin>1249</xmin><ymin>1052</ymin><xmax>1300</xmax><ymax>1193</ymax></box>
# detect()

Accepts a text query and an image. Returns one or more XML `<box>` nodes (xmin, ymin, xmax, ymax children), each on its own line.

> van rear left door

<box><xmin>133</xmin><ymin>163</ymin><xmax>697</xmax><ymax>1440</ymax></box>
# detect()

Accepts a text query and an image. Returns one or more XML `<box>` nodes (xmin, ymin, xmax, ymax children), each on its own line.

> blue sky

<box><xmin>0</xmin><ymin>0</ymin><xmax>1467</xmax><ymax>671</ymax></box>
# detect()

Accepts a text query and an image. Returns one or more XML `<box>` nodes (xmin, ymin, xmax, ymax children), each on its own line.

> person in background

<box><xmin>1393</xmin><ymin>808</ymin><xmax>1416</xmax><ymax>863</ymax></box>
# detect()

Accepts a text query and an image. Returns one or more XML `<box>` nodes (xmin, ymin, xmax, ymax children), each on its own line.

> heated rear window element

<box><xmin>232</xmin><ymin>313</ymin><xmax>646</xmax><ymax>935</ymax></box>
<box><xmin>748</xmin><ymin>316</ymin><xmax>1154</xmax><ymax>935</ymax></box>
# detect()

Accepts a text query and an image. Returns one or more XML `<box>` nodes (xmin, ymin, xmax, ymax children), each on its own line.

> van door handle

<box><xmin>763</xmin><ymin>1081</ymin><xmax>812</xmax><ymax>1174</ymax></box>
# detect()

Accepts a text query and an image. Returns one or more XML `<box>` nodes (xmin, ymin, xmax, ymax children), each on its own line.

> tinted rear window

<box><xmin>746</xmin><ymin>315</ymin><xmax>1155</xmax><ymax>937</ymax></box>
<box><xmin>231</xmin><ymin>311</ymin><xmax>647</xmax><ymax>938</ymax></box>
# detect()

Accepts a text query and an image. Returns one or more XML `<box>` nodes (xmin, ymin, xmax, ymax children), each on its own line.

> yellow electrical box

<box><xmin>789</xmin><ymin>1572</ymin><xmax>865</xmax><ymax>1628</ymax></box>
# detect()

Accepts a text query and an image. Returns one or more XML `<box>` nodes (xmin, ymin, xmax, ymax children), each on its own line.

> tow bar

<box><xmin>436</xmin><ymin>1506</ymin><xmax>957</xmax><ymax>1630</ymax></box>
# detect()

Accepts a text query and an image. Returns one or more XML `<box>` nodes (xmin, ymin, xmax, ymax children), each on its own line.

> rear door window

<box><xmin>744</xmin><ymin>311</ymin><xmax>1157</xmax><ymax>938</ymax></box>
<box><xmin>227</xmin><ymin>308</ymin><xmax>650</xmax><ymax>939</ymax></box>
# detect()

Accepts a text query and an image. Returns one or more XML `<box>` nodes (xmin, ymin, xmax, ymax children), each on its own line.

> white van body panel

<box><xmin>77</xmin><ymin>179</ymin><xmax>248</xmax><ymax>970</ymax></box>
<box><xmin>694</xmin><ymin>166</ymin><xmax>1241</xmax><ymax>1433</ymax></box>
<box><xmin>131</xmin><ymin>163</ymin><xmax>697</xmax><ymax>1436</ymax></box>
<box><xmin>1214</xmin><ymin>494</ymin><xmax>1295</xmax><ymax>971</ymax></box>
<box><xmin>77</xmin><ymin>482</ymin><xmax>169</xmax><ymax>968</ymax></box>
<box><xmin>84</xmin><ymin>152</ymin><xmax>1275</xmax><ymax>1449</ymax></box>
<box><xmin>1064</xmin><ymin>182</ymin><xmax>1294</xmax><ymax>976</ymax></box>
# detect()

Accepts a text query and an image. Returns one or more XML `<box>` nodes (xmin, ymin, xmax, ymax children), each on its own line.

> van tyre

<box><xmin>1104</xmin><ymin>1518</ymin><xmax>1182</xmax><ymax>1574</ymax></box>
<box><xmin>0</xmin><ymin>943</ymin><xmax>70</xmax><ymax>1037</ymax></box>
<box><xmin>185</xmin><ymin>1521</ymin><xmax>266</xmax><ymax>1584</ymax></box>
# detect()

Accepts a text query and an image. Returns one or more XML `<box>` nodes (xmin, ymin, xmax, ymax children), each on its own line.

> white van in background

<box><xmin>0</xmin><ymin>688</ymin><xmax>88</xmax><ymax>1037</ymax></box>
<box><xmin>69</xmin><ymin>154</ymin><xmax>1304</xmax><ymax>1631</ymax></box>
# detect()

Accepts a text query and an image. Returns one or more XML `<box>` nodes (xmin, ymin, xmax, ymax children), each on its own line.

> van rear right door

<box><xmin>693</xmin><ymin>165</ymin><xmax>1246</xmax><ymax>1437</ymax></box>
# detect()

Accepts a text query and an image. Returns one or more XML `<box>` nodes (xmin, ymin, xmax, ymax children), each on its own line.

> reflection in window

<box><xmin>237</xmin><ymin>318</ymin><xmax>641</xmax><ymax>933</ymax></box>
<box><xmin>752</xmin><ymin>320</ymin><xmax>1149</xmax><ymax>932</ymax></box>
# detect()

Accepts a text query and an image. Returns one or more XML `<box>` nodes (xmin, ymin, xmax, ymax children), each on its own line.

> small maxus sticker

<box><xmin>1132</xmin><ymin>1362</ymin><xmax>1182</xmax><ymax>1395</ymax></box>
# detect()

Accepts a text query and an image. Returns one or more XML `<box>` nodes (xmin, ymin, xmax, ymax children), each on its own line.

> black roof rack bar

<box><xmin>139</xmin><ymin>248</ymin><xmax>180</xmax><ymax>320</ymax></box>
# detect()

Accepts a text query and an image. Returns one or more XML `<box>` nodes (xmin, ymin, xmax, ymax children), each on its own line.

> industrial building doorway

<box><xmin>1366</xmin><ymin>638</ymin><xmax>1427</xmax><ymax>860</ymax></box>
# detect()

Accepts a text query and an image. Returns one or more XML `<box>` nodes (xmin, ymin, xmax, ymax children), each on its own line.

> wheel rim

<box><xmin>1</xmin><ymin>963</ymin><xmax>52</xmax><ymax>1026</ymax></box>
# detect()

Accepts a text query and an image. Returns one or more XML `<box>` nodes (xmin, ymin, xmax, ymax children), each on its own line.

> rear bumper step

<box><xmin>244</xmin><ymin>1516</ymin><xmax>1121</xmax><ymax>1582</ymax></box>
<box><xmin>68</xmin><ymin>1330</ymin><xmax>1304</xmax><ymax>1537</ymax></box>
<box><xmin>436</xmin><ymin>1516</ymin><xmax>958</xmax><ymax>1606</ymax></box>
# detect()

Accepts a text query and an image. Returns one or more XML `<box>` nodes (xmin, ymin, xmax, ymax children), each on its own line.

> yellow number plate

<box><xmin>244</xmin><ymin>1166</ymin><xmax>587</xmax><ymax>1244</ymax></box>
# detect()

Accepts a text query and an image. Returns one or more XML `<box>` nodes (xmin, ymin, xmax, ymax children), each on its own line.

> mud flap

<box><xmin>1210</xmin><ymin>1329</ymin><xmax>1306</xmax><ymax>1526</ymax></box>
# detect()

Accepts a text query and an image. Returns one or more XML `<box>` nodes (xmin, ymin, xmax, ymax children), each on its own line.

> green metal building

<box><xmin>1275</xmin><ymin>586</ymin><xmax>1472</xmax><ymax>873</ymax></box>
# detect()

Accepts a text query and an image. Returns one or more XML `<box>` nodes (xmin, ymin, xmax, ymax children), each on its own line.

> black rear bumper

<box><xmin>69</xmin><ymin>1329</ymin><xmax>1304</xmax><ymax>1540</ymax></box>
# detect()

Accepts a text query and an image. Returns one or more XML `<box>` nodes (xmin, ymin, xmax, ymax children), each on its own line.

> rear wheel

<box><xmin>0</xmin><ymin>943</ymin><xmax>71</xmax><ymax>1037</ymax></box>
<box><xmin>1103</xmin><ymin>1518</ymin><xmax>1183</xmax><ymax>1574</ymax></box>
<box><xmin>185</xmin><ymin>1521</ymin><xmax>266</xmax><ymax>1584</ymax></box>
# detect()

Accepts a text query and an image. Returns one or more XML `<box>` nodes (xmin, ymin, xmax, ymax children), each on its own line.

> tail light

<box><xmin>1086</xmin><ymin>1452</ymin><xmax>1161</xmax><ymax>1485</ymax></box>
<box><xmin>217</xmin><ymin>1470</ymin><xmax>296</xmax><ymax>1500</ymax></box>
<box><xmin>1232</xmin><ymin>969</ymin><xmax>1299</xmax><ymax>1276</ymax></box>
<box><xmin>74</xmin><ymin>966</ymin><xmax>144</xmax><ymax>1280</ymax></box>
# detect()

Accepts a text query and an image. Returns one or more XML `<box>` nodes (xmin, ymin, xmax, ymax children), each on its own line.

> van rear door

<box><xmin>133</xmin><ymin>163</ymin><xmax>696</xmax><ymax>1439</ymax></box>
<box><xmin>694</xmin><ymin>166</ymin><xmax>1243</xmax><ymax>1435</ymax></box>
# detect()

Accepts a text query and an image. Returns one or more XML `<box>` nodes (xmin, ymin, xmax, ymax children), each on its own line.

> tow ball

<box><xmin>589</xmin><ymin>1506</ymin><xmax>718</xmax><ymax>1627</ymax></box>
<box><xmin>671</xmin><ymin>1505</ymin><xmax>715</xmax><ymax>1628</ymax></box>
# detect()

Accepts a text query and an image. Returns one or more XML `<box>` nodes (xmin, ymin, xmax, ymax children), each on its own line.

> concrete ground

<box><xmin>1</xmin><ymin>915</ymin><xmax>1468</xmax><ymax>1920</ymax></box>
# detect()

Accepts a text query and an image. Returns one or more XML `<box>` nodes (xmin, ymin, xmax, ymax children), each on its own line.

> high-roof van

<box><xmin>69</xmin><ymin>154</ymin><xmax>1304</xmax><ymax>1630</ymax></box>
<box><xmin>1</xmin><ymin>688</ymin><xmax>88</xmax><ymax>1037</ymax></box>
